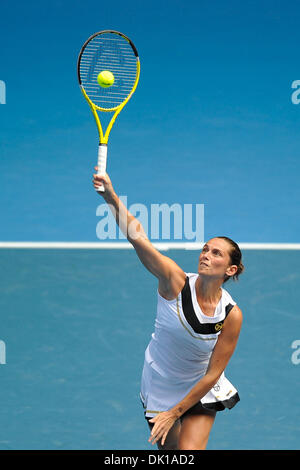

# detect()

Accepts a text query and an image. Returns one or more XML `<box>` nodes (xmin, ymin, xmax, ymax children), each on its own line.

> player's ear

<box><xmin>225</xmin><ymin>264</ymin><xmax>238</xmax><ymax>278</ymax></box>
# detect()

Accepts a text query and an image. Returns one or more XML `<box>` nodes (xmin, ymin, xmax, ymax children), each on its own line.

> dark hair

<box><xmin>216</xmin><ymin>236</ymin><xmax>244</xmax><ymax>283</ymax></box>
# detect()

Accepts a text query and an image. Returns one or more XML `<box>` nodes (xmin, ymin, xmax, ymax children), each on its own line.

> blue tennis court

<box><xmin>0</xmin><ymin>247</ymin><xmax>299</xmax><ymax>450</ymax></box>
<box><xmin>1</xmin><ymin>0</ymin><xmax>300</xmax><ymax>452</ymax></box>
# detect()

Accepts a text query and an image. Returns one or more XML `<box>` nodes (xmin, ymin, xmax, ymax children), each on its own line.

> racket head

<box><xmin>77</xmin><ymin>30</ymin><xmax>140</xmax><ymax>112</ymax></box>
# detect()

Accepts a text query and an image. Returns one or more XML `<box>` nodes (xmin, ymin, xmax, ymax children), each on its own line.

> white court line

<box><xmin>0</xmin><ymin>242</ymin><xmax>300</xmax><ymax>250</ymax></box>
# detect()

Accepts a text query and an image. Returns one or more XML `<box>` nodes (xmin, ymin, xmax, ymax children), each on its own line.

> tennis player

<box><xmin>93</xmin><ymin>170</ymin><xmax>244</xmax><ymax>450</ymax></box>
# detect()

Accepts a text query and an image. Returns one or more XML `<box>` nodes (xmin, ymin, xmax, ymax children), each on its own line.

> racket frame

<box><xmin>77</xmin><ymin>30</ymin><xmax>140</xmax><ymax>189</ymax></box>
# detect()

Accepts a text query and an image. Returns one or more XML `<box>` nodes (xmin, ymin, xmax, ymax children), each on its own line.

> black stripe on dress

<box><xmin>225</xmin><ymin>303</ymin><xmax>235</xmax><ymax>317</ymax></box>
<box><xmin>181</xmin><ymin>276</ymin><xmax>233</xmax><ymax>335</ymax></box>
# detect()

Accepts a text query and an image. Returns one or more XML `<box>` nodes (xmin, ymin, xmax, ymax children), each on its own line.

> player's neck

<box><xmin>195</xmin><ymin>275</ymin><xmax>222</xmax><ymax>304</ymax></box>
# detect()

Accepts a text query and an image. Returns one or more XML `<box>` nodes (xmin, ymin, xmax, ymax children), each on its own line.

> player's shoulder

<box><xmin>221</xmin><ymin>288</ymin><xmax>243</xmax><ymax>321</ymax></box>
<box><xmin>231</xmin><ymin>304</ymin><xmax>242</xmax><ymax>316</ymax></box>
<box><xmin>227</xmin><ymin>304</ymin><xmax>243</xmax><ymax>328</ymax></box>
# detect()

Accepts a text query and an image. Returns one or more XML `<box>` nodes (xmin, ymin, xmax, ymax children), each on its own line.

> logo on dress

<box><xmin>214</xmin><ymin>322</ymin><xmax>223</xmax><ymax>332</ymax></box>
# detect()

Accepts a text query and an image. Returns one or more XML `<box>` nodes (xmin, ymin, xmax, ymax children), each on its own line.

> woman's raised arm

<box><xmin>93</xmin><ymin>170</ymin><xmax>186</xmax><ymax>299</ymax></box>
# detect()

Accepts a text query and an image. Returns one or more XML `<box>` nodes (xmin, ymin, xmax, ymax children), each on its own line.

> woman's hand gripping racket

<box><xmin>77</xmin><ymin>30</ymin><xmax>140</xmax><ymax>192</ymax></box>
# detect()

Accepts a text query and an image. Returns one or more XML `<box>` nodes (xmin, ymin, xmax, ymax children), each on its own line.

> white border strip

<box><xmin>0</xmin><ymin>242</ymin><xmax>300</xmax><ymax>250</ymax></box>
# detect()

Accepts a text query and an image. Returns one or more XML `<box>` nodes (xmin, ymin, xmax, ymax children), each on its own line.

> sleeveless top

<box><xmin>140</xmin><ymin>273</ymin><xmax>240</xmax><ymax>417</ymax></box>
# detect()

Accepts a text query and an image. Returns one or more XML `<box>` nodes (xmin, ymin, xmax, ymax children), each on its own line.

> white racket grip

<box><xmin>96</xmin><ymin>144</ymin><xmax>107</xmax><ymax>192</ymax></box>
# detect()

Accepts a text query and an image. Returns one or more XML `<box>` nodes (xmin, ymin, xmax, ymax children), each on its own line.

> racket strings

<box><xmin>79</xmin><ymin>33</ymin><xmax>138</xmax><ymax>109</ymax></box>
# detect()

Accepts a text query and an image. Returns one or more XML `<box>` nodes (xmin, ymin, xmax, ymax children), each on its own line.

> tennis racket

<box><xmin>77</xmin><ymin>30</ymin><xmax>140</xmax><ymax>191</ymax></box>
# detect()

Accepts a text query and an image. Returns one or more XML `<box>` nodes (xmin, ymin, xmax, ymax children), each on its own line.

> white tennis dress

<box><xmin>140</xmin><ymin>273</ymin><xmax>240</xmax><ymax>418</ymax></box>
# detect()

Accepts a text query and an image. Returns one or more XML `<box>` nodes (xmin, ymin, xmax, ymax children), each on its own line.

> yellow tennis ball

<box><xmin>97</xmin><ymin>71</ymin><xmax>115</xmax><ymax>88</ymax></box>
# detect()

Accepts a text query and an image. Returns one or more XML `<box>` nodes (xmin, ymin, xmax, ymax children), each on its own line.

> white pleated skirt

<box><xmin>140</xmin><ymin>360</ymin><xmax>240</xmax><ymax>418</ymax></box>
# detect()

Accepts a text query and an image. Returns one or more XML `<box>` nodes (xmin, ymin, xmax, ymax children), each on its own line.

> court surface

<box><xmin>0</xmin><ymin>247</ymin><xmax>299</xmax><ymax>450</ymax></box>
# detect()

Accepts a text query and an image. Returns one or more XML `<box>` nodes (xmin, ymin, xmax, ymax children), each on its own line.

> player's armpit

<box><xmin>133</xmin><ymin>238</ymin><xmax>186</xmax><ymax>299</ymax></box>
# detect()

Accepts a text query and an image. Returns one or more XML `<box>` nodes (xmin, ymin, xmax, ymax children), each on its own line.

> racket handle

<box><xmin>96</xmin><ymin>144</ymin><xmax>107</xmax><ymax>193</ymax></box>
